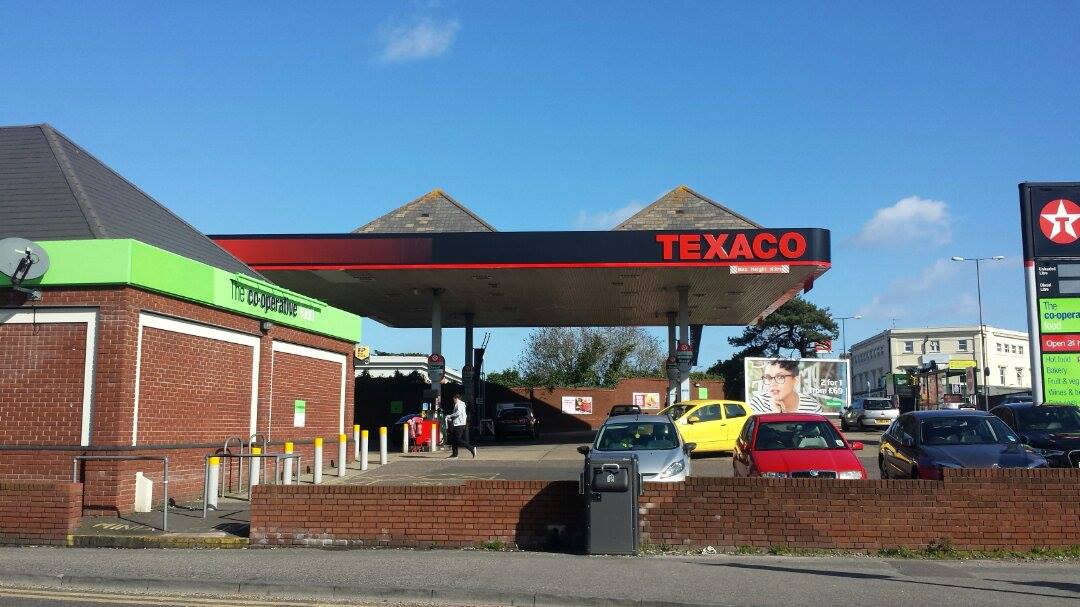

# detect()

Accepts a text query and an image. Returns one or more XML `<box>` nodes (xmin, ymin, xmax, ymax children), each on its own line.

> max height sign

<box><xmin>1021</xmin><ymin>182</ymin><xmax>1080</xmax><ymax>405</ymax></box>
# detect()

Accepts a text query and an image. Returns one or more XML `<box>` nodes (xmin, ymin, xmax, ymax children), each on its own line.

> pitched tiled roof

<box><xmin>354</xmin><ymin>189</ymin><xmax>496</xmax><ymax>233</ymax></box>
<box><xmin>614</xmin><ymin>185</ymin><xmax>761</xmax><ymax>230</ymax></box>
<box><xmin>0</xmin><ymin>124</ymin><xmax>258</xmax><ymax>277</ymax></box>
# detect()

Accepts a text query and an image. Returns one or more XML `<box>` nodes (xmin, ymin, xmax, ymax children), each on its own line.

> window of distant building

<box><xmin>957</xmin><ymin>339</ymin><xmax>969</xmax><ymax>352</ymax></box>
<box><xmin>997</xmin><ymin>343</ymin><xmax>1002</xmax><ymax>352</ymax></box>
<box><xmin>1019</xmin><ymin>345</ymin><xmax>1024</xmax><ymax>355</ymax></box>
<box><xmin>999</xmin><ymin>366</ymin><xmax>1007</xmax><ymax>385</ymax></box>
<box><xmin>904</xmin><ymin>341</ymin><xmax>914</xmax><ymax>353</ymax></box>
<box><xmin>1016</xmin><ymin>367</ymin><xmax>1024</xmax><ymax>385</ymax></box>
<box><xmin>928</xmin><ymin>340</ymin><xmax>940</xmax><ymax>353</ymax></box>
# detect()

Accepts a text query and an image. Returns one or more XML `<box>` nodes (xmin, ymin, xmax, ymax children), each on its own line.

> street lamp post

<box><xmin>951</xmin><ymin>256</ymin><xmax>1005</xmax><ymax>410</ymax></box>
<box><xmin>835</xmin><ymin>315</ymin><xmax>862</xmax><ymax>356</ymax></box>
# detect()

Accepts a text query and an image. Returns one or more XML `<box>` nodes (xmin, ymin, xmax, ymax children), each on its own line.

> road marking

<box><xmin>0</xmin><ymin>586</ymin><xmax>350</xmax><ymax>606</ymax></box>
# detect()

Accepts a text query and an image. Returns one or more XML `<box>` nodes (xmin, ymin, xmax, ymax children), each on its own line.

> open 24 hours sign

<box><xmin>1021</xmin><ymin>182</ymin><xmax>1080</xmax><ymax>405</ymax></box>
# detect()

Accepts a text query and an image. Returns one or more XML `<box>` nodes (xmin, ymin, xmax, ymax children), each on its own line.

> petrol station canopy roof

<box><xmin>213</xmin><ymin>187</ymin><xmax>831</xmax><ymax>329</ymax></box>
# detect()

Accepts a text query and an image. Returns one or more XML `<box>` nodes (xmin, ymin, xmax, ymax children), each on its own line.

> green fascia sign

<box><xmin>1</xmin><ymin>239</ymin><xmax>361</xmax><ymax>343</ymax></box>
<box><xmin>1039</xmin><ymin>298</ymin><xmax>1080</xmax><ymax>333</ymax></box>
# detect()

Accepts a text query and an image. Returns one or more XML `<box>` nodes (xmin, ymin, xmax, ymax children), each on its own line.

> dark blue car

<box><xmin>879</xmin><ymin>410</ymin><xmax>1048</xmax><ymax>479</ymax></box>
<box><xmin>991</xmin><ymin>403</ymin><xmax>1080</xmax><ymax>468</ymax></box>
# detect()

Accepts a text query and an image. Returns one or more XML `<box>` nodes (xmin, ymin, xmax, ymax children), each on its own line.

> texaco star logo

<box><xmin>1039</xmin><ymin>199</ymin><xmax>1080</xmax><ymax>244</ymax></box>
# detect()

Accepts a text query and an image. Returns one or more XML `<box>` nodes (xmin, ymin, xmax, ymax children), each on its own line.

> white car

<box><xmin>578</xmin><ymin>415</ymin><xmax>695</xmax><ymax>482</ymax></box>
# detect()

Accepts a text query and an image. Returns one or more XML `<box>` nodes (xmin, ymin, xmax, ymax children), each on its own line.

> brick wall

<box><xmin>250</xmin><ymin>481</ymin><xmax>582</xmax><ymax>549</ymax></box>
<box><xmin>639</xmin><ymin>468</ymin><xmax>1080</xmax><ymax>551</ymax></box>
<box><xmin>1</xmin><ymin>285</ymin><xmax>355</xmax><ymax>512</ymax></box>
<box><xmin>250</xmin><ymin>470</ymin><xmax>1080</xmax><ymax>552</ymax></box>
<box><xmin>0</xmin><ymin>323</ymin><xmax>86</xmax><ymax>446</ymax></box>
<box><xmin>0</xmin><ymin>481</ymin><xmax>82</xmax><ymax>546</ymax></box>
<box><xmin>489</xmin><ymin>378</ymin><xmax>725</xmax><ymax>432</ymax></box>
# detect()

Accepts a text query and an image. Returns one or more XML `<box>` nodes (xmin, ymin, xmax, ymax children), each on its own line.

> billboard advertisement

<box><xmin>632</xmin><ymin>392</ymin><xmax>661</xmax><ymax>410</ymax></box>
<box><xmin>561</xmin><ymin>396</ymin><xmax>593</xmax><ymax>415</ymax></box>
<box><xmin>744</xmin><ymin>357</ymin><xmax>850</xmax><ymax>416</ymax></box>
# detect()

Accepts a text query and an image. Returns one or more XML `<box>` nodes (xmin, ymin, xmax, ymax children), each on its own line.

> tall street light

<box><xmin>951</xmin><ymin>255</ymin><xmax>1005</xmax><ymax>409</ymax></box>
<box><xmin>835</xmin><ymin>315</ymin><xmax>862</xmax><ymax>356</ymax></box>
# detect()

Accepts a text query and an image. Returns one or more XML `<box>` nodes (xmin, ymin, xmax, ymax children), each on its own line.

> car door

<box><xmin>880</xmin><ymin>414</ymin><xmax>909</xmax><ymax>477</ymax></box>
<box><xmin>733</xmin><ymin>416</ymin><xmax>756</xmax><ymax>476</ymax></box>
<box><xmin>720</xmin><ymin>402</ymin><xmax>750</xmax><ymax>450</ymax></box>
<box><xmin>679</xmin><ymin>404</ymin><xmax>723</xmax><ymax>451</ymax></box>
<box><xmin>848</xmin><ymin>400</ymin><xmax>864</xmax><ymax>427</ymax></box>
<box><xmin>888</xmin><ymin>415</ymin><xmax>920</xmax><ymax>477</ymax></box>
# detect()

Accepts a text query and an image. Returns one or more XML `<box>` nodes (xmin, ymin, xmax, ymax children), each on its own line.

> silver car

<box><xmin>840</xmin><ymin>397</ymin><xmax>899</xmax><ymax>431</ymax></box>
<box><xmin>578</xmin><ymin>414</ymin><xmax>694</xmax><ymax>482</ymax></box>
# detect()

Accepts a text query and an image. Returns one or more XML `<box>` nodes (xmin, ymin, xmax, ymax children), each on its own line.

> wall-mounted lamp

<box><xmin>260</xmin><ymin>321</ymin><xmax>273</xmax><ymax>333</ymax></box>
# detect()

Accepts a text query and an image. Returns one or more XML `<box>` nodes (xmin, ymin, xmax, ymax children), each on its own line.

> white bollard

<box><xmin>360</xmin><ymin>430</ymin><xmax>369</xmax><ymax>471</ymax></box>
<box><xmin>379</xmin><ymin>426</ymin><xmax>388</xmax><ymax>465</ymax></box>
<box><xmin>338</xmin><ymin>433</ymin><xmax>347</xmax><ymax>478</ymax></box>
<box><xmin>429</xmin><ymin>424</ymin><xmax>438</xmax><ymax>453</ymax></box>
<box><xmin>313</xmin><ymin>437</ymin><xmax>323</xmax><ymax>484</ymax></box>
<box><xmin>402</xmin><ymin>423</ymin><xmax>410</xmax><ymax>454</ymax></box>
<box><xmin>249</xmin><ymin>447</ymin><xmax>261</xmax><ymax>490</ymax></box>
<box><xmin>353</xmin><ymin>424</ymin><xmax>361</xmax><ymax>460</ymax></box>
<box><xmin>283</xmin><ymin>442</ymin><xmax>294</xmax><ymax>485</ymax></box>
<box><xmin>207</xmin><ymin>457</ymin><xmax>220</xmax><ymax>509</ymax></box>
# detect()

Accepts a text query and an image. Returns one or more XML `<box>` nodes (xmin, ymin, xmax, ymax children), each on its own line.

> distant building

<box><xmin>354</xmin><ymin>354</ymin><xmax>462</xmax><ymax>383</ymax></box>
<box><xmin>849</xmin><ymin>326</ymin><xmax>1031</xmax><ymax>396</ymax></box>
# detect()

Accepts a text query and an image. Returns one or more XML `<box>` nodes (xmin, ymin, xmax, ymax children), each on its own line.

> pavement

<box><xmin>0</xmin><ymin>547</ymin><xmax>1077</xmax><ymax>606</ymax></box>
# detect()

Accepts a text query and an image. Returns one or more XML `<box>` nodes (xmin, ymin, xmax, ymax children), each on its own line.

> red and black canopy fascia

<box><xmin>212</xmin><ymin>228</ymin><xmax>831</xmax><ymax>271</ymax></box>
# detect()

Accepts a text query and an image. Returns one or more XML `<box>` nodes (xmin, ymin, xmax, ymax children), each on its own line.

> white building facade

<box><xmin>849</xmin><ymin>326</ymin><xmax>1031</xmax><ymax>396</ymax></box>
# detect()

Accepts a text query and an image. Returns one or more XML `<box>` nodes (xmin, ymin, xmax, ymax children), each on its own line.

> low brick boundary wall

<box><xmin>0</xmin><ymin>481</ymin><xmax>82</xmax><ymax>546</ymax></box>
<box><xmin>251</xmin><ymin>469</ymin><xmax>1080</xmax><ymax>552</ymax></box>
<box><xmin>640</xmin><ymin>468</ymin><xmax>1080</xmax><ymax>551</ymax></box>
<box><xmin>250</xmin><ymin>481</ymin><xmax>582</xmax><ymax>549</ymax></box>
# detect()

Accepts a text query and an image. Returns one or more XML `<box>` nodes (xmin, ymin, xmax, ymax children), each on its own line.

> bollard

<box><xmin>360</xmin><ymin>430</ymin><xmax>369</xmax><ymax>471</ymax></box>
<box><xmin>402</xmin><ymin>423</ymin><xmax>410</xmax><ymax>454</ymax></box>
<box><xmin>249</xmin><ymin>447</ymin><xmax>262</xmax><ymax>490</ymax></box>
<box><xmin>283</xmin><ymin>442</ymin><xmax>294</xmax><ymax>485</ymax></box>
<box><xmin>353</xmin><ymin>424</ymin><xmax>361</xmax><ymax>460</ymax></box>
<box><xmin>429</xmin><ymin>424</ymin><xmax>438</xmax><ymax>453</ymax></box>
<box><xmin>313</xmin><ymin>437</ymin><xmax>323</xmax><ymax>484</ymax></box>
<box><xmin>338</xmin><ymin>433</ymin><xmax>347</xmax><ymax>478</ymax></box>
<box><xmin>379</xmin><ymin>426</ymin><xmax>388</xmax><ymax>465</ymax></box>
<box><xmin>207</xmin><ymin>457</ymin><xmax>220</xmax><ymax>509</ymax></box>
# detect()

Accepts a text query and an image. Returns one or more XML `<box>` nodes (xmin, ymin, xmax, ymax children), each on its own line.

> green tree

<box><xmin>512</xmin><ymin>327</ymin><xmax>663</xmax><ymax>388</ymax></box>
<box><xmin>709</xmin><ymin>297</ymin><xmax>839</xmax><ymax>399</ymax></box>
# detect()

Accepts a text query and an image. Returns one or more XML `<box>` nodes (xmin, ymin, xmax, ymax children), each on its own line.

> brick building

<box><xmin>0</xmin><ymin>125</ymin><xmax>361</xmax><ymax>513</ymax></box>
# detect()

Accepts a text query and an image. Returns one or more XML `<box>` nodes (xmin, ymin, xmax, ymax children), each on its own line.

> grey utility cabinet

<box><xmin>581</xmin><ymin>454</ymin><xmax>640</xmax><ymax>555</ymax></box>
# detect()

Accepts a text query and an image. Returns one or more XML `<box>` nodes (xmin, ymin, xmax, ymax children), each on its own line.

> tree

<box><xmin>511</xmin><ymin>327</ymin><xmax>663</xmax><ymax>388</ymax></box>
<box><xmin>709</xmin><ymin>297</ymin><xmax>838</xmax><ymax>399</ymax></box>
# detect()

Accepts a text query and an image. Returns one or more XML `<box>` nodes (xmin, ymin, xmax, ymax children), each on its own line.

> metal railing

<box><xmin>73</xmin><ymin>455</ymin><xmax>169</xmax><ymax>532</ymax></box>
<box><xmin>202</xmin><ymin>452</ymin><xmax>301</xmax><ymax>518</ymax></box>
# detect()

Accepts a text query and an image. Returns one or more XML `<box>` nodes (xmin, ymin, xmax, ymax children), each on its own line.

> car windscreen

<box><xmin>863</xmin><ymin>399</ymin><xmax>893</xmax><ymax>410</ymax></box>
<box><xmin>1015</xmin><ymin>406</ymin><xmax>1080</xmax><ymax>432</ymax></box>
<box><xmin>753</xmin><ymin>421</ymin><xmax>847</xmax><ymax>451</ymax></box>
<box><xmin>498</xmin><ymin>408</ymin><xmax>530</xmax><ymax>419</ymax></box>
<box><xmin>920</xmin><ymin>416</ymin><xmax>1020</xmax><ymax>446</ymax></box>
<box><xmin>662</xmin><ymin>405</ymin><xmax>693</xmax><ymax>420</ymax></box>
<box><xmin>595</xmin><ymin>422</ymin><xmax>679</xmax><ymax>451</ymax></box>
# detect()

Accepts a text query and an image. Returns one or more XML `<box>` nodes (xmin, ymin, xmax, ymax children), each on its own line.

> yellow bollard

<box><xmin>249</xmin><ymin>447</ymin><xmax>262</xmax><ymax>490</ymax></box>
<box><xmin>353</xmin><ymin>424</ymin><xmax>361</xmax><ymax>460</ymax></box>
<box><xmin>283</xmin><ymin>442</ymin><xmax>294</xmax><ymax>485</ymax></box>
<box><xmin>313</xmin><ymin>437</ymin><xmax>324</xmax><ymax>484</ymax></box>
<box><xmin>379</xmin><ymin>426</ymin><xmax>388</xmax><ymax>465</ymax></box>
<box><xmin>207</xmin><ymin>456</ymin><xmax>220</xmax><ymax>509</ymax></box>
<box><xmin>360</xmin><ymin>430</ymin><xmax>369</xmax><ymax>471</ymax></box>
<box><xmin>338</xmin><ymin>433</ymin><xmax>348</xmax><ymax>477</ymax></box>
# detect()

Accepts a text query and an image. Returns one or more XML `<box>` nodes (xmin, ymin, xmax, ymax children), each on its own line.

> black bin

<box><xmin>580</xmin><ymin>454</ymin><xmax>640</xmax><ymax>555</ymax></box>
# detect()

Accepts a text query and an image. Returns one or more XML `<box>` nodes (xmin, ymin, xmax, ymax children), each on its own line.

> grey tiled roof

<box><xmin>0</xmin><ymin>124</ymin><xmax>258</xmax><ymax>277</ymax></box>
<box><xmin>354</xmin><ymin>189</ymin><xmax>496</xmax><ymax>233</ymax></box>
<box><xmin>614</xmin><ymin>185</ymin><xmax>761</xmax><ymax>230</ymax></box>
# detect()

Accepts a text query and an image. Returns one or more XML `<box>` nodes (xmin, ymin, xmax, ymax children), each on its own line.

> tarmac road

<box><xmin>0</xmin><ymin>547</ymin><xmax>1076</xmax><ymax>606</ymax></box>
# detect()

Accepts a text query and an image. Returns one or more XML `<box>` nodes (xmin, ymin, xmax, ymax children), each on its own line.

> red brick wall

<box><xmin>250</xmin><ymin>470</ymin><xmax>1080</xmax><ymax>552</ymax></box>
<box><xmin>269</xmin><ymin>351</ymin><xmax>345</xmax><ymax>445</ymax></box>
<box><xmin>136</xmin><ymin>327</ymin><xmax>254</xmax><ymax>444</ymax></box>
<box><xmin>639</xmin><ymin>468</ymin><xmax>1080</xmax><ymax>551</ymax></box>
<box><xmin>490</xmin><ymin>378</ymin><xmax>726</xmax><ymax>432</ymax></box>
<box><xmin>0</xmin><ymin>481</ymin><xmax>82</xmax><ymax>546</ymax></box>
<box><xmin>0</xmin><ymin>323</ymin><xmax>86</xmax><ymax>446</ymax></box>
<box><xmin>250</xmin><ymin>481</ymin><xmax>582</xmax><ymax>549</ymax></box>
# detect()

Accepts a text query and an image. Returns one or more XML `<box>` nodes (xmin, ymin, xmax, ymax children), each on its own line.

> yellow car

<box><xmin>659</xmin><ymin>399</ymin><xmax>753</xmax><ymax>453</ymax></box>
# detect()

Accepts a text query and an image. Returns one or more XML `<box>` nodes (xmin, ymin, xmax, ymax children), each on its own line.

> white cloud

<box><xmin>574</xmin><ymin>202</ymin><xmax>646</xmax><ymax>230</ymax></box>
<box><xmin>376</xmin><ymin>17</ymin><xmax>460</xmax><ymax>63</ymax></box>
<box><xmin>854</xmin><ymin>196</ymin><xmax>952</xmax><ymax>247</ymax></box>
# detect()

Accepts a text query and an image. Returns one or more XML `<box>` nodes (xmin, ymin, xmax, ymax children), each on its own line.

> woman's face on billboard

<box><xmin>764</xmin><ymin>363</ymin><xmax>796</xmax><ymax>401</ymax></box>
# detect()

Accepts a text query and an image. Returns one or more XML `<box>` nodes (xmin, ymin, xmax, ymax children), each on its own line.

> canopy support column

<box><xmin>678</xmin><ymin>287</ymin><xmax>690</xmax><ymax>402</ymax></box>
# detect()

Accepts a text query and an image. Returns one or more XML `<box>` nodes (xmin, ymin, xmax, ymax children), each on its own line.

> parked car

<box><xmin>659</xmin><ymin>399</ymin><xmax>753</xmax><ymax>454</ymax></box>
<box><xmin>998</xmin><ymin>393</ymin><xmax>1034</xmax><ymax>406</ymax></box>
<box><xmin>577</xmin><ymin>415</ymin><xmax>694</xmax><ymax>482</ymax></box>
<box><xmin>732</xmin><ymin>413</ymin><xmax>867</xmax><ymax>479</ymax></box>
<box><xmin>879</xmin><ymin>410</ymin><xmax>1048</xmax><ymax>479</ymax></box>
<box><xmin>991</xmin><ymin>403</ymin><xmax>1080</xmax><ymax>468</ymax></box>
<box><xmin>609</xmin><ymin>404</ymin><xmax>642</xmax><ymax>417</ymax></box>
<box><xmin>494</xmin><ymin>405</ymin><xmax>539</xmax><ymax>440</ymax></box>
<box><xmin>840</xmin><ymin>397</ymin><xmax>899</xmax><ymax>431</ymax></box>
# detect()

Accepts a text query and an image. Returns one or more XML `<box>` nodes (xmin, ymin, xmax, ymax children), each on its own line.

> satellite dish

<box><xmin>0</xmin><ymin>237</ymin><xmax>51</xmax><ymax>286</ymax></box>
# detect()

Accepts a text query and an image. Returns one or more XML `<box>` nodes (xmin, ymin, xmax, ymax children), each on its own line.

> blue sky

<box><xmin>3</xmin><ymin>1</ymin><xmax>1079</xmax><ymax>372</ymax></box>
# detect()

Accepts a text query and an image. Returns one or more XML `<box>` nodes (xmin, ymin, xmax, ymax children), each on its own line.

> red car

<box><xmin>733</xmin><ymin>413</ymin><xmax>867</xmax><ymax>479</ymax></box>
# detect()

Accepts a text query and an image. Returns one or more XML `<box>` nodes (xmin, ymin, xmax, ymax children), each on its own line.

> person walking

<box><xmin>445</xmin><ymin>392</ymin><xmax>477</xmax><ymax>459</ymax></box>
